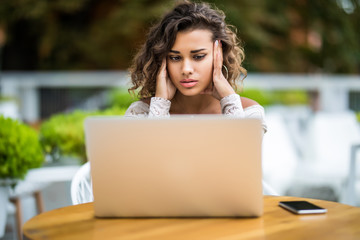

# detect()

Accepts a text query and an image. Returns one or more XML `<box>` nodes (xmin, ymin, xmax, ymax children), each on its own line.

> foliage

<box><xmin>240</xmin><ymin>89</ymin><xmax>309</xmax><ymax>106</ymax></box>
<box><xmin>40</xmin><ymin>107</ymin><xmax>127</xmax><ymax>162</ymax></box>
<box><xmin>1</xmin><ymin>0</ymin><xmax>359</xmax><ymax>73</ymax></box>
<box><xmin>239</xmin><ymin>89</ymin><xmax>272</xmax><ymax>106</ymax></box>
<box><xmin>0</xmin><ymin>115</ymin><xmax>44</xmax><ymax>179</ymax></box>
<box><xmin>0</xmin><ymin>96</ymin><xmax>16</xmax><ymax>102</ymax></box>
<box><xmin>0</xmin><ymin>0</ymin><xmax>173</xmax><ymax>70</ymax></box>
<box><xmin>217</xmin><ymin>0</ymin><xmax>360</xmax><ymax>73</ymax></box>
<box><xmin>40</xmin><ymin>110</ymin><xmax>88</xmax><ymax>163</ymax></box>
<box><xmin>273</xmin><ymin>90</ymin><xmax>309</xmax><ymax>105</ymax></box>
<box><xmin>108</xmin><ymin>89</ymin><xmax>138</xmax><ymax>109</ymax></box>
<box><xmin>356</xmin><ymin>112</ymin><xmax>360</xmax><ymax>122</ymax></box>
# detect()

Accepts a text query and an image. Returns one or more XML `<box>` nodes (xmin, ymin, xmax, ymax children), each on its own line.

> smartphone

<box><xmin>278</xmin><ymin>201</ymin><xmax>327</xmax><ymax>214</ymax></box>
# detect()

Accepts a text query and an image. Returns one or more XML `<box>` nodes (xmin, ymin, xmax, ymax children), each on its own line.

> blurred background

<box><xmin>0</xmin><ymin>0</ymin><xmax>359</xmax><ymax>239</ymax></box>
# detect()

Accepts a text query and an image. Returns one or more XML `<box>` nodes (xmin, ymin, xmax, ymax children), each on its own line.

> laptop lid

<box><xmin>85</xmin><ymin>116</ymin><xmax>263</xmax><ymax>217</ymax></box>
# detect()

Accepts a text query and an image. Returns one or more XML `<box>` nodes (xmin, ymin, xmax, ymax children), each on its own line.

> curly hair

<box><xmin>129</xmin><ymin>0</ymin><xmax>247</xmax><ymax>99</ymax></box>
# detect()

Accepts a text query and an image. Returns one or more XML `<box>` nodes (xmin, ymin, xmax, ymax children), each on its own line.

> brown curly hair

<box><xmin>129</xmin><ymin>0</ymin><xmax>247</xmax><ymax>99</ymax></box>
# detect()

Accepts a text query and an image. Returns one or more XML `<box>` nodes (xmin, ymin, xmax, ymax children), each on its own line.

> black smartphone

<box><xmin>278</xmin><ymin>201</ymin><xmax>327</xmax><ymax>214</ymax></box>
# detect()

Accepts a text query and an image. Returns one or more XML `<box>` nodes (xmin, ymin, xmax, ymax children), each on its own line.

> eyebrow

<box><xmin>169</xmin><ymin>48</ymin><xmax>206</xmax><ymax>54</ymax></box>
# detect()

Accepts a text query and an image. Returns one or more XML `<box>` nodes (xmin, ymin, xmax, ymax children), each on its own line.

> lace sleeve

<box><xmin>124</xmin><ymin>97</ymin><xmax>171</xmax><ymax>118</ymax></box>
<box><xmin>148</xmin><ymin>97</ymin><xmax>171</xmax><ymax>118</ymax></box>
<box><xmin>220</xmin><ymin>93</ymin><xmax>267</xmax><ymax>133</ymax></box>
<box><xmin>220</xmin><ymin>94</ymin><xmax>245</xmax><ymax>117</ymax></box>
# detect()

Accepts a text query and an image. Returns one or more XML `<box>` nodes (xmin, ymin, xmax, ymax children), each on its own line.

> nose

<box><xmin>181</xmin><ymin>58</ymin><xmax>193</xmax><ymax>76</ymax></box>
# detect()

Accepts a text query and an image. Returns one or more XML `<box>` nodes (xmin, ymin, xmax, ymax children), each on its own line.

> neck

<box><xmin>171</xmin><ymin>92</ymin><xmax>221</xmax><ymax>114</ymax></box>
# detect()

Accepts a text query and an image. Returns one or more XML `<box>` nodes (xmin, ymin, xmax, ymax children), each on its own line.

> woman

<box><xmin>125</xmin><ymin>0</ymin><xmax>267</xmax><ymax>133</ymax></box>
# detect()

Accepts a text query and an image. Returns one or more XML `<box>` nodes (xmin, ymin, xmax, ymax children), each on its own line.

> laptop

<box><xmin>84</xmin><ymin>116</ymin><xmax>264</xmax><ymax>217</ymax></box>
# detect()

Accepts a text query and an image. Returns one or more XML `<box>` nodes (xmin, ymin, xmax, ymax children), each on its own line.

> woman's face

<box><xmin>167</xmin><ymin>29</ymin><xmax>214</xmax><ymax>96</ymax></box>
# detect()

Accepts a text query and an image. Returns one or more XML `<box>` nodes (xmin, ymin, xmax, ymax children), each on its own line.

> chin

<box><xmin>178</xmin><ymin>88</ymin><xmax>203</xmax><ymax>96</ymax></box>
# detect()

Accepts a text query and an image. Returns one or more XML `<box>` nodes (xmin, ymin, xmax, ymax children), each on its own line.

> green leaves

<box><xmin>240</xmin><ymin>89</ymin><xmax>309</xmax><ymax>106</ymax></box>
<box><xmin>0</xmin><ymin>115</ymin><xmax>44</xmax><ymax>179</ymax></box>
<box><xmin>2</xmin><ymin>0</ymin><xmax>358</xmax><ymax>72</ymax></box>
<box><xmin>109</xmin><ymin>89</ymin><xmax>138</xmax><ymax>109</ymax></box>
<box><xmin>39</xmin><ymin>107</ymin><xmax>127</xmax><ymax>163</ymax></box>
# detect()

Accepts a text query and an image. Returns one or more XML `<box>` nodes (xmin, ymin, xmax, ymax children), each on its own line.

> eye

<box><xmin>193</xmin><ymin>54</ymin><xmax>206</xmax><ymax>61</ymax></box>
<box><xmin>168</xmin><ymin>55</ymin><xmax>181</xmax><ymax>62</ymax></box>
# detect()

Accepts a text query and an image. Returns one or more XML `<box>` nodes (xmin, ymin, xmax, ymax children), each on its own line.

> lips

<box><xmin>180</xmin><ymin>79</ymin><xmax>198</xmax><ymax>88</ymax></box>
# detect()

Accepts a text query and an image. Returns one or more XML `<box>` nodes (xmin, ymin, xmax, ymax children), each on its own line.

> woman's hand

<box><xmin>201</xmin><ymin>40</ymin><xmax>235</xmax><ymax>100</ymax></box>
<box><xmin>155</xmin><ymin>59</ymin><xmax>177</xmax><ymax>100</ymax></box>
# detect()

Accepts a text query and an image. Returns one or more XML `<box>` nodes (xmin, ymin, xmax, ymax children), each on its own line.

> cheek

<box><xmin>200</xmin><ymin>58</ymin><xmax>214</xmax><ymax>81</ymax></box>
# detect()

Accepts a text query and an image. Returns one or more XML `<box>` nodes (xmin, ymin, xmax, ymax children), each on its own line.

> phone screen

<box><xmin>279</xmin><ymin>201</ymin><xmax>327</xmax><ymax>214</ymax></box>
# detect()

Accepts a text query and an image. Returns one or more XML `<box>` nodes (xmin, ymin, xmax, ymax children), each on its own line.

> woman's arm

<box><xmin>220</xmin><ymin>93</ymin><xmax>245</xmax><ymax>117</ymax></box>
<box><xmin>220</xmin><ymin>93</ymin><xmax>267</xmax><ymax>133</ymax></box>
<box><xmin>124</xmin><ymin>97</ymin><xmax>171</xmax><ymax>118</ymax></box>
<box><xmin>148</xmin><ymin>97</ymin><xmax>171</xmax><ymax>117</ymax></box>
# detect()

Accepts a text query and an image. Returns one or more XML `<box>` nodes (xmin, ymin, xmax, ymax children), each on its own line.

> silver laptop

<box><xmin>85</xmin><ymin>116</ymin><xmax>263</xmax><ymax>217</ymax></box>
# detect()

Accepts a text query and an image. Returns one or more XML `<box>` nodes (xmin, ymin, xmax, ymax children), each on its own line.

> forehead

<box><xmin>172</xmin><ymin>29</ymin><xmax>213</xmax><ymax>50</ymax></box>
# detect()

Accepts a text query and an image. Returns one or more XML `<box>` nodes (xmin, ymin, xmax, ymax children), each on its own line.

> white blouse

<box><xmin>125</xmin><ymin>93</ymin><xmax>267</xmax><ymax>133</ymax></box>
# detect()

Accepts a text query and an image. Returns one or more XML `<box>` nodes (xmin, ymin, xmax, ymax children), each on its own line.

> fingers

<box><xmin>217</xmin><ymin>40</ymin><xmax>223</xmax><ymax>68</ymax></box>
<box><xmin>212</xmin><ymin>40</ymin><xmax>234</xmax><ymax>99</ymax></box>
<box><xmin>213</xmin><ymin>40</ymin><xmax>223</xmax><ymax>80</ymax></box>
<box><xmin>156</xmin><ymin>58</ymin><xmax>177</xmax><ymax>100</ymax></box>
<box><xmin>213</xmin><ymin>40</ymin><xmax>219</xmax><ymax>78</ymax></box>
<box><xmin>155</xmin><ymin>58</ymin><xmax>168</xmax><ymax>99</ymax></box>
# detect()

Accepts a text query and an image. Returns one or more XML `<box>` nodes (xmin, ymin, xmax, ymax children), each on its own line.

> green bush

<box><xmin>272</xmin><ymin>90</ymin><xmax>309</xmax><ymax>105</ymax></box>
<box><xmin>240</xmin><ymin>89</ymin><xmax>309</xmax><ymax>106</ymax></box>
<box><xmin>40</xmin><ymin>107</ymin><xmax>127</xmax><ymax>163</ymax></box>
<box><xmin>108</xmin><ymin>89</ymin><xmax>138</xmax><ymax>108</ymax></box>
<box><xmin>0</xmin><ymin>96</ymin><xmax>16</xmax><ymax>102</ymax></box>
<box><xmin>240</xmin><ymin>89</ymin><xmax>273</xmax><ymax>106</ymax></box>
<box><xmin>0</xmin><ymin>115</ymin><xmax>44</xmax><ymax>180</ymax></box>
<box><xmin>356</xmin><ymin>112</ymin><xmax>360</xmax><ymax>122</ymax></box>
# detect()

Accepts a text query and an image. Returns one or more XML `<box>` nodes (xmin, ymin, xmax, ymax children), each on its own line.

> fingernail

<box><xmin>215</xmin><ymin>40</ymin><xmax>219</xmax><ymax>46</ymax></box>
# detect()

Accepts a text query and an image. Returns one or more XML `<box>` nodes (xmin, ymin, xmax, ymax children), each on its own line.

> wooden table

<box><xmin>23</xmin><ymin>196</ymin><xmax>360</xmax><ymax>240</ymax></box>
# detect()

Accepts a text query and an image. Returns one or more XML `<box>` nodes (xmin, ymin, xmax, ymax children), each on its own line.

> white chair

<box><xmin>1</xmin><ymin>165</ymin><xmax>81</xmax><ymax>239</ymax></box>
<box><xmin>262</xmin><ymin>111</ymin><xmax>298</xmax><ymax>196</ymax></box>
<box><xmin>5</xmin><ymin>181</ymin><xmax>49</xmax><ymax>240</ymax></box>
<box><xmin>293</xmin><ymin>111</ymin><xmax>360</xmax><ymax>202</ymax></box>
<box><xmin>342</xmin><ymin>144</ymin><xmax>360</xmax><ymax>206</ymax></box>
<box><xmin>71</xmin><ymin>162</ymin><xmax>93</xmax><ymax>205</ymax></box>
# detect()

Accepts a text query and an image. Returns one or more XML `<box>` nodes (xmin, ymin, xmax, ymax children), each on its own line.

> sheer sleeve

<box><xmin>148</xmin><ymin>97</ymin><xmax>171</xmax><ymax>118</ymax></box>
<box><xmin>220</xmin><ymin>93</ymin><xmax>267</xmax><ymax>133</ymax></box>
<box><xmin>220</xmin><ymin>94</ymin><xmax>245</xmax><ymax>117</ymax></box>
<box><xmin>124</xmin><ymin>97</ymin><xmax>170</xmax><ymax>118</ymax></box>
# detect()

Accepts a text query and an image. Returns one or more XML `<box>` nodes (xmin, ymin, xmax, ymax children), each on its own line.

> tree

<box><xmin>0</xmin><ymin>0</ymin><xmax>359</xmax><ymax>73</ymax></box>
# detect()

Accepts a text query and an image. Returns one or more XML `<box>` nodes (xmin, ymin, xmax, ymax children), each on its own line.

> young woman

<box><xmin>125</xmin><ymin>0</ymin><xmax>267</xmax><ymax>133</ymax></box>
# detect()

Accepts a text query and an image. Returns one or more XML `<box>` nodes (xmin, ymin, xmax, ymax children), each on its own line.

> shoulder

<box><xmin>240</xmin><ymin>97</ymin><xmax>260</xmax><ymax>109</ymax></box>
<box><xmin>240</xmin><ymin>97</ymin><xmax>267</xmax><ymax>133</ymax></box>
<box><xmin>241</xmin><ymin>96</ymin><xmax>265</xmax><ymax>119</ymax></box>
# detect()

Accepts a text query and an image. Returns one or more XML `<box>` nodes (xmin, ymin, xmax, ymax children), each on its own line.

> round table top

<box><xmin>23</xmin><ymin>196</ymin><xmax>360</xmax><ymax>240</ymax></box>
